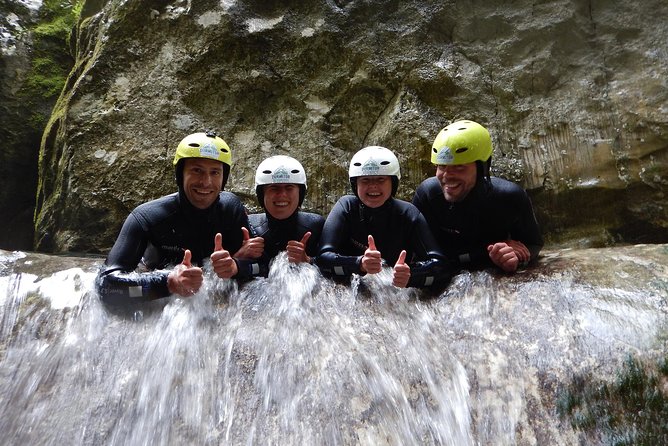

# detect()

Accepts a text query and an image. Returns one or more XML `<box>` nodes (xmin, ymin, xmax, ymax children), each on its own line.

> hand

<box><xmin>487</xmin><ymin>242</ymin><xmax>519</xmax><ymax>273</ymax></box>
<box><xmin>234</xmin><ymin>227</ymin><xmax>264</xmax><ymax>259</ymax></box>
<box><xmin>392</xmin><ymin>250</ymin><xmax>410</xmax><ymax>288</ymax></box>
<box><xmin>361</xmin><ymin>235</ymin><xmax>382</xmax><ymax>274</ymax></box>
<box><xmin>210</xmin><ymin>233</ymin><xmax>238</xmax><ymax>279</ymax></box>
<box><xmin>167</xmin><ymin>249</ymin><xmax>203</xmax><ymax>297</ymax></box>
<box><xmin>505</xmin><ymin>239</ymin><xmax>531</xmax><ymax>263</ymax></box>
<box><xmin>286</xmin><ymin>231</ymin><xmax>311</xmax><ymax>263</ymax></box>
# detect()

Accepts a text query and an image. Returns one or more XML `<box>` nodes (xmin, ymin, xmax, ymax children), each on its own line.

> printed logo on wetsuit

<box><xmin>361</xmin><ymin>158</ymin><xmax>380</xmax><ymax>175</ymax></box>
<box><xmin>435</xmin><ymin>146</ymin><xmax>454</xmax><ymax>164</ymax></box>
<box><xmin>199</xmin><ymin>141</ymin><xmax>220</xmax><ymax>159</ymax></box>
<box><xmin>271</xmin><ymin>166</ymin><xmax>291</xmax><ymax>183</ymax></box>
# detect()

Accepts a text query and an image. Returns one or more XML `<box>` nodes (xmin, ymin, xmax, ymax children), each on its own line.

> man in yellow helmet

<box><xmin>412</xmin><ymin>120</ymin><xmax>543</xmax><ymax>273</ymax></box>
<box><xmin>96</xmin><ymin>131</ymin><xmax>254</xmax><ymax>305</ymax></box>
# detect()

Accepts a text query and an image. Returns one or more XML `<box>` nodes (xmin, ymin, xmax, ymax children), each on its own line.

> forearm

<box><xmin>96</xmin><ymin>267</ymin><xmax>171</xmax><ymax>305</ymax></box>
<box><xmin>407</xmin><ymin>258</ymin><xmax>453</xmax><ymax>288</ymax></box>
<box><xmin>234</xmin><ymin>257</ymin><xmax>269</xmax><ymax>278</ymax></box>
<box><xmin>316</xmin><ymin>251</ymin><xmax>363</xmax><ymax>277</ymax></box>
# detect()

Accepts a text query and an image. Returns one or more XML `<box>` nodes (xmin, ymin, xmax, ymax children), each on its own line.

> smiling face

<box><xmin>435</xmin><ymin>162</ymin><xmax>478</xmax><ymax>203</ymax></box>
<box><xmin>182</xmin><ymin>158</ymin><xmax>224</xmax><ymax>209</ymax></box>
<box><xmin>263</xmin><ymin>183</ymin><xmax>300</xmax><ymax>220</ymax></box>
<box><xmin>356</xmin><ymin>175</ymin><xmax>392</xmax><ymax>208</ymax></box>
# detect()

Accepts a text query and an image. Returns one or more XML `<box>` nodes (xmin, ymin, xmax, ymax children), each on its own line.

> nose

<box><xmin>199</xmin><ymin>172</ymin><xmax>215</xmax><ymax>186</ymax></box>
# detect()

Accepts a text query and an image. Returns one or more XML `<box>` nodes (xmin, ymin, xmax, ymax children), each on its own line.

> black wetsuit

<box><xmin>236</xmin><ymin>211</ymin><xmax>325</xmax><ymax>277</ymax></box>
<box><xmin>96</xmin><ymin>190</ymin><xmax>249</xmax><ymax>305</ymax></box>
<box><xmin>412</xmin><ymin>176</ymin><xmax>543</xmax><ymax>270</ymax></box>
<box><xmin>317</xmin><ymin>195</ymin><xmax>451</xmax><ymax>288</ymax></box>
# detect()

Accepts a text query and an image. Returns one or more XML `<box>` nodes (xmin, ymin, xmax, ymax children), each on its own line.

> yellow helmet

<box><xmin>431</xmin><ymin>120</ymin><xmax>492</xmax><ymax>165</ymax></box>
<box><xmin>173</xmin><ymin>131</ymin><xmax>232</xmax><ymax>167</ymax></box>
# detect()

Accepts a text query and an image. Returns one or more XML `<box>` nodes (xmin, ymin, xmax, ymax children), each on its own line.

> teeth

<box><xmin>274</xmin><ymin>201</ymin><xmax>288</xmax><ymax>206</ymax></box>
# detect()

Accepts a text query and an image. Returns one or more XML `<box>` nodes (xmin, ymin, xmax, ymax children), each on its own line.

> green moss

<box><xmin>557</xmin><ymin>355</ymin><xmax>668</xmax><ymax>445</ymax></box>
<box><xmin>19</xmin><ymin>0</ymin><xmax>84</xmax><ymax>135</ymax></box>
<box><xmin>24</xmin><ymin>57</ymin><xmax>69</xmax><ymax>98</ymax></box>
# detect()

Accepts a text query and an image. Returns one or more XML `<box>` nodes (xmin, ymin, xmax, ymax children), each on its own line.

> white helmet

<box><xmin>348</xmin><ymin>146</ymin><xmax>401</xmax><ymax>179</ymax></box>
<box><xmin>255</xmin><ymin>155</ymin><xmax>307</xmax><ymax>207</ymax></box>
<box><xmin>348</xmin><ymin>146</ymin><xmax>401</xmax><ymax>196</ymax></box>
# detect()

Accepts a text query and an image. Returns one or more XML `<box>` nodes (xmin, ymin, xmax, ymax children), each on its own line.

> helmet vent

<box><xmin>262</xmin><ymin>170</ymin><xmax>272</xmax><ymax>174</ymax></box>
<box><xmin>291</xmin><ymin>169</ymin><xmax>300</xmax><ymax>174</ymax></box>
<box><xmin>188</xmin><ymin>143</ymin><xmax>200</xmax><ymax>147</ymax></box>
<box><xmin>455</xmin><ymin>147</ymin><xmax>468</xmax><ymax>153</ymax></box>
<box><xmin>353</xmin><ymin>162</ymin><xmax>362</xmax><ymax>166</ymax></box>
<box><xmin>380</xmin><ymin>161</ymin><xmax>390</xmax><ymax>165</ymax></box>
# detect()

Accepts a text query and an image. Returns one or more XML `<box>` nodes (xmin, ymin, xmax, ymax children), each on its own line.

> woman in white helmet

<box><xmin>317</xmin><ymin>146</ymin><xmax>451</xmax><ymax>289</ymax></box>
<box><xmin>236</xmin><ymin>155</ymin><xmax>325</xmax><ymax>277</ymax></box>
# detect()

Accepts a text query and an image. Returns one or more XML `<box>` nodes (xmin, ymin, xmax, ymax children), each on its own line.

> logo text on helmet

<box><xmin>361</xmin><ymin>159</ymin><xmax>380</xmax><ymax>175</ymax></box>
<box><xmin>271</xmin><ymin>166</ymin><xmax>291</xmax><ymax>182</ymax></box>
<box><xmin>435</xmin><ymin>147</ymin><xmax>454</xmax><ymax>164</ymax></box>
<box><xmin>199</xmin><ymin>141</ymin><xmax>220</xmax><ymax>159</ymax></box>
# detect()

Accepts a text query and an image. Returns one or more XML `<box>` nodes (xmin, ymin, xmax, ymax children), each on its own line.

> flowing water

<box><xmin>0</xmin><ymin>247</ymin><xmax>666</xmax><ymax>445</ymax></box>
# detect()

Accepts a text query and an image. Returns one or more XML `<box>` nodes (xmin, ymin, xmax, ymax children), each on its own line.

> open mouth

<box><xmin>193</xmin><ymin>188</ymin><xmax>214</xmax><ymax>197</ymax></box>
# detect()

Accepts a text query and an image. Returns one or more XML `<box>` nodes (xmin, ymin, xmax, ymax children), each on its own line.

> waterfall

<box><xmin>0</xmin><ymin>247</ymin><xmax>666</xmax><ymax>445</ymax></box>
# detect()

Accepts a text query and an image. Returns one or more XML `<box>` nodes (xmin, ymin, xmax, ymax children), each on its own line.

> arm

<box><xmin>488</xmin><ymin>186</ymin><xmax>544</xmax><ymax>271</ymax></box>
<box><xmin>96</xmin><ymin>213</ymin><xmax>195</xmax><ymax>304</ymax></box>
<box><xmin>316</xmin><ymin>199</ymin><xmax>365</xmax><ymax>277</ymax></box>
<box><xmin>405</xmin><ymin>209</ymin><xmax>454</xmax><ymax>288</ymax></box>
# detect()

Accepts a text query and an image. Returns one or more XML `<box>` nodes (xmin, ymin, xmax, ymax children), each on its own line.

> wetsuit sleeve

<box><xmin>511</xmin><ymin>192</ymin><xmax>544</xmax><ymax>264</ymax></box>
<box><xmin>96</xmin><ymin>213</ymin><xmax>171</xmax><ymax>304</ymax></box>
<box><xmin>405</xmin><ymin>212</ymin><xmax>454</xmax><ymax>288</ymax></box>
<box><xmin>316</xmin><ymin>200</ymin><xmax>363</xmax><ymax>277</ymax></box>
<box><xmin>303</xmin><ymin>213</ymin><xmax>326</xmax><ymax>263</ymax></box>
<box><xmin>233</xmin><ymin>257</ymin><xmax>269</xmax><ymax>278</ymax></box>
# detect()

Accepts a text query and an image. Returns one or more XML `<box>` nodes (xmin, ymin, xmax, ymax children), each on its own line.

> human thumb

<box><xmin>241</xmin><ymin>226</ymin><xmax>250</xmax><ymax>241</ymax></box>
<box><xmin>395</xmin><ymin>250</ymin><xmax>407</xmax><ymax>265</ymax></box>
<box><xmin>182</xmin><ymin>249</ymin><xmax>193</xmax><ymax>267</ymax></box>
<box><xmin>214</xmin><ymin>232</ymin><xmax>223</xmax><ymax>252</ymax></box>
<box><xmin>368</xmin><ymin>235</ymin><xmax>376</xmax><ymax>251</ymax></box>
<box><xmin>300</xmin><ymin>231</ymin><xmax>311</xmax><ymax>246</ymax></box>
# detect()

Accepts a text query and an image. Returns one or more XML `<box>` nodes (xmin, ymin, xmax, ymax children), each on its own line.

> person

<box><xmin>317</xmin><ymin>146</ymin><xmax>450</xmax><ymax>288</ymax></box>
<box><xmin>96</xmin><ymin>131</ymin><xmax>255</xmax><ymax>305</ymax></box>
<box><xmin>412</xmin><ymin>119</ymin><xmax>544</xmax><ymax>273</ymax></box>
<box><xmin>236</xmin><ymin>155</ymin><xmax>325</xmax><ymax>277</ymax></box>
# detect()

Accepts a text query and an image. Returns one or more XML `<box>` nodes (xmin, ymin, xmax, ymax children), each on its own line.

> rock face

<box><xmin>25</xmin><ymin>0</ymin><xmax>668</xmax><ymax>253</ymax></box>
<box><xmin>0</xmin><ymin>1</ymin><xmax>41</xmax><ymax>250</ymax></box>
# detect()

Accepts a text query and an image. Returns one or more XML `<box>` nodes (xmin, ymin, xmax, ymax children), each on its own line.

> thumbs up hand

<box><xmin>210</xmin><ymin>233</ymin><xmax>238</xmax><ymax>279</ymax></box>
<box><xmin>167</xmin><ymin>249</ymin><xmax>204</xmax><ymax>296</ymax></box>
<box><xmin>392</xmin><ymin>249</ymin><xmax>411</xmax><ymax>288</ymax></box>
<box><xmin>234</xmin><ymin>227</ymin><xmax>264</xmax><ymax>259</ymax></box>
<box><xmin>286</xmin><ymin>231</ymin><xmax>312</xmax><ymax>263</ymax></box>
<box><xmin>361</xmin><ymin>235</ymin><xmax>382</xmax><ymax>274</ymax></box>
